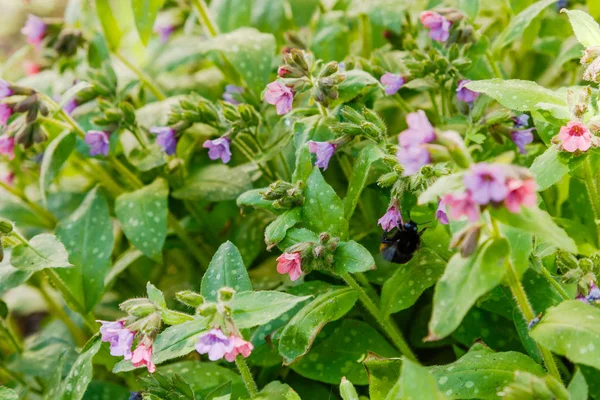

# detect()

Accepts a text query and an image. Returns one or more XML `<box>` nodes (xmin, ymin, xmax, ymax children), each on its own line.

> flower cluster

<box><xmin>196</xmin><ymin>328</ymin><xmax>253</xmax><ymax>362</ymax></box>
<box><xmin>420</xmin><ymin>11</ymin><xmax>451</xmax><ymax>43</ymax></box>
<box><xmin>577</xmin><ymin>282</ymin><xmax>600</xmax><ymax>304</ymax></box>
<box><xmin>396</xmin><ymin>110</ymin><xmax>436</xmax><ymax>176</ymax></box>
<box><xmin>98</xmin><ymin>320</ymin><xmax>156</xmax><ymax>373</ymax></box>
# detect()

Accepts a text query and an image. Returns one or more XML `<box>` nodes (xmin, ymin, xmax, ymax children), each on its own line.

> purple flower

<box><xmin>380</xmin><ymin>72</ymin><xmax>405</xmax><ymax>95</ymax></box>
<box><xmin>150</xmin><ymin>126</ymin><xmax>177</xmax><ymax>155</ymax></box>
<box><xmin>378</xmin><ymin>205</ymin><xmax>402</xmax><ymax>231</ymax></box>
<box><xmin>463</xmin><ymin>163</ymin><xmax>508</xmax><ymax>205</ymax></box>
<box><xmin>420</xmin><ymin>11</ymin><xmax>451</xmax><ymax>42</ymax></box>
<box><xmin>397</xmin><ymin>145</ymin><xmax>431</xmax><ymax>176</ymax></box>
<box><xmin>576</xmin><ymin>294</ymin><xmax>590</xmax><ymax>304</ymax></box>
<box><xmin>264</xmin><ymin>81</ymin><xmax>293</xmax><ymax>115</ymax></box>
<box><xmin>203</xmin><ymin>137</ymin><xmax>232</xmax><ymax>164</ymax></box>
<box><xmin>21</xmin><ymin>15</ymin><xmax>46</xmax><ymax>48</ymax></box>
<box><xmin>511</xmin><ymin>128</ymin><xmax>535</xmax><ymax>154</ymax></box>
<box><xmin>222</xmin><ymin>85</ymin><xmax>244</xmax><ymax>105</ymax></box>
<box><xmin>307</xmin><ymin>141</ymin><xmax>336</xmax><ymax>170</ymax></box>
<box><xmin>0</xmin><ymin>80</ymin><xmax>13</xmax><ymax>99</ymax></box>
<box><xmin>456</xmin><ymin>80</ymin><xmax>479</xmax><ymax>103</ymax></box>
<box><xmin>396</xmin><ymin>110</ymin><xmax>436</xmax><ymax>176</ymax></box>
<box><xmin>436</xmin><ymin>198</ymin><xmax>449</xmax><ymax>225</ymax></box>
<box><xmin>196</xmin><ymin>328</ymin><xmax>234</xmax><ymax>361</ymax></box>
<box><xmin>513</xmin><ymin>114</ymin><xmax>530</xmax><ymax>129</ymax></box>
<box><xmin>0</xmin><ymin>135</ymin><xmax>15</xmax><ymax>159</ymax></box>
<box><xmin>98</xmin><ymin>320</ymin><xmax>135</xmax><ymax>360</ymax></box>
<box><xmin>63</xmin><ymin>98</ymin><xmax>78</xmax><ymax>115</ymax></box>
<box><xmin>0</xmin><ymin>104</ymin><xmax>13</xmax><ymax>127</ymax></box>
<box><xmin>153</xmin><ymin>22</ymin><xmax>175</xmax><ymax>43</ymax></box>
<box><xmin>85</xmin><ymin>130</ymin><xmax>110</xmax><ymax>157</ymax></box>
<box><xmin>587</xmin><ymin>282</ymin><xmax>600</xmax><ymax>302</ymax></box>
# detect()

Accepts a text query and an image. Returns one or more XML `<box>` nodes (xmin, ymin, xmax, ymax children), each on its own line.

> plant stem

<box><xmin>113</xmin><ymin>52</ymin><xmax>166</xmax><ymax>100</ymax></box>
<box><xmin>341</xmin><ymin>273</ymin><xmax>417</xmax><ymax>361</ymax></box>
<box><xmin>485</xmin><ymin>51</ymin><xmax>502</xmax><ymax>79</ymax></box>
<box><xmin>0</xmin><ymin>319</ymin><xmax>22</xmax><ymax>353</ymax></box>
<box><xmin>537</xmin><ymin>264</ymin><xmax>570</xmax><ymax>301</ymax></box>
<box><xmin>583</xmin><ymin>158</ymin><xmax>600</xmax><ymax>247</ymax></box>
<box><xmin>394</xmin><ymin>94</ymin><xmax>412</xmax><ymax>113</ymax></box>
<box><xmin>0</xmin><ymin>180</ymin><xmax>57</xmax><ymax>228</ymax></box>
<box><xmin>191</xmin><ymin>0</ymin><xmax>219</xmax><ymax>37</ymax></box>
<box><xmin>235</xmin><ymin>355</ymin><xmax>259</xmax><ymax>397</ymax></box>
<box><xmin>359</xmin><ymin>11</ymin><xmax>372</xmax><ymax>59</ymax></box>
<box><xmin>428</xmin><ymin>91</ymin><xmax>442</xmax><ymax>125</ymax></box>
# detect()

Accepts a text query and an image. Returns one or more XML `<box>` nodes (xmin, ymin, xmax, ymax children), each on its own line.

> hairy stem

<box><xmin>191</xmin><ymin>0</ymin><xmax>219</xmax><ymax>37</ymax></box>
<box><xmin>235</xmin><ymin>355</ymin><xmax>259</xmax><ymax>397</ymax></box>
<box><xmin>537</xmin><ymin>263</ymin><xmax>570</xmax><ymax>301</ymax></box>
<box><xmin>583</xmin><ymin>158</ymin><xmax>600</xmax><ymax>247</ymax></box>
<box><xmin>113</xmin><ymin>52</ymin><xmax>166</xmax><ymax>100</ymax></box>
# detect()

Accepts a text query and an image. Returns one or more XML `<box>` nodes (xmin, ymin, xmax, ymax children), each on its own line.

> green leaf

<box><xmin>11</xmin><ymin>234</ymin><xmax>72</xmax><ymax>271</ymax></box>
<box><xmin>568</xmin><ymin>368</ymin><xmax>589</xmax><ymax>400</ymax></box>
<box><xmin>278</xmin><ymin>228</ymin><xmax>319</xmax><ymax>250</ymax></box>
<box><xmin>363</xmin><ymin>353</ymin><xmax>402</xmax><ymax>400</ymax></box>
<box><xmin>333</xmin><ymin>240</ymin><xmax>376</xmax><ymax>274</ymax></box>
<box><xmin>428</xmin><ymin>238</ymin><xmax>509</xmax><ymax>340</ymax></box>
<box><xmin>209</xmin><ymin>0</ymin><xmax>252</xmax><ymax>33</ymax></box>
<box><xmin>302</xmin><ymin>168</ymin><xmax>347</xmax><ymax>238</ymax></box>
<box><xmin>490</xmin><ymin>207</ymin><xmax>577</xmax><ymax>253</ymax></box>
<box><xmin>255</xmin><ymin>382</ymin><xmax>301</xmax><ymax>400</ymax></box>
<box><xmin>279</xmin><ymin>287</ymin><xmax>359</xmax><ymax>364</ymax></box>
<box><xmin>115</xmin><ymin>178</ymin><xmax>168</xmax><ymax>262</ymax></box>
<box><xmin>580</xmin><ymin>365</ymin><xmax>600</xmax><ymax>400</ymax></box>
<box><xmin>334</xmin><ymin>70</ymin><xmax>379</xmax><ymax>106</ymax></box>
<box><xmin>381</xmin><ymin>248</ymin><xmax>446</xmax><ymax>317</ymax></box>
<box><xmin>173</xmin><ymin>164</ymin><xmax>252</xmax><ymax>202</ymax></box>
<box><xmin>0</xmin><ymin>387</ymin><xmax>18</xmax><ymax>400</ymax></box>
<box><xmin>458</xmin><ymin>0</ymin><xmax>479</xmax><ymax>19</ymax></box>
<box><xmin>230</xmin><ymin>291</ymin><xmax>312</xmax><ymax>329</ymax></box>
<box><xmin>418</xmin><ymin>174</ymin><xmax>464</xmax><ymax>205</ymax></box>
<box><xmin>531</xmin><ymin>147</ymin><xmax>569</xmax><ymax>191</ymax></box>
<box><xmin>237</xmin><ymin>188</ymin><xmax>278</xmax><ymax>213</ymax></box>
<box><xmin>131</xmin><ymin>0</ymin><xmax>165</xmax><ymax>45</ymax></box>
<box><xmin>465</xmin><ymin>79</ymin><xmax>566</xmax><ymax>112</ymax></box>
<box><xmin>95</xmin><ymin>0</ymin><xmax>123</xmax><ymax>50</ymax></box>
<box><xmin>292</xmin><ymin>146</ymin><xmax>314</xmax><ymax>183</ymax></box>
<box><xmin>429</xmin><ymin>344</ymin><xmax>546</xmax><ymax>399</ymax></box>
<box><xmin>57</xmin><ymin>337</ymin><xmax>102</xmax><ymax>400</ymax></box>
<box><xmin>344</xmin><ymin>144</ymin><xmax>384</xmax><ymax>220</ymax></box>
<box><xmin>265</xmin><ymin>208</ymin><xmax>302</xmax><ymax>249</ymax></box>
<box><xmin>530</xmin><ymin>300</ymin><xmax>600</xmax><ymax>370</ymax></box>
<box><xmin>56</xmin><ymin>187</ymin><xmax>114</xmax><ymax>312</ymax></box>
<box><xmin>159</xmin><ymin>361</ymin><xmax>248</xmax><ymax>398</ymax></box>
<box><xmin>82</xmin><ymin>381</ymin><xmax>130</xmax><ymax>400</ymax></box>
<box><xmin>493</xmin><ymin>0</ymin><xmax>558</xmax><ymax>52</ymax></box>
<box><xmin>201</xmin><ymin>241</ymin><xmax>251</xmax><ymax>301</ymax></box>
<box><xmin>562</xmin><ymin>9</ymin><xmax>600</xmax><ymax>48</ymax></box>
<box><xmin>40</xmin><ymin>130</ymin><xmax>76</xmax><ymax>207</ymax></box>
<box><xmin>290</xmin><ymin>319</ymin><xmax>399</xmax><ymax>385</ymax></box>
<box><xmin>387</xmin><ymin>358</ymin><xmax>449</xmax><ymax>400</ymax></box>
<box><xmin>146</xmin><ymin>281</ymin><xmax>167</xmax><ymax>308</ymax></box>
<box><xmin>0</xmin><ymin>251</ymin><xmax>33</xmax><ymax>295</ymax></box>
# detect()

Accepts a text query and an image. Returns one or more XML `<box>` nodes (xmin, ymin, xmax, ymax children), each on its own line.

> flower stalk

<box><xmin>235</xmin><ymin>354</ymin><xmax>259</xmax><ymax>398</ymax></box>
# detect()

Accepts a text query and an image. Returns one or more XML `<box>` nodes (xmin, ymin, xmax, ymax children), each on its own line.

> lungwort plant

<box><xmin>3</xmin><ymin>0</ymin><xmax>600</xmax><ymax>399</ymax></box>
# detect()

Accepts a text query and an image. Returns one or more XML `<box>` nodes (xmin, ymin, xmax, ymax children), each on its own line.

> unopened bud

<box><xmin>290</xmin><ymin>49</ymin><xmax>309</xmax><ymax>73</ymax></box>
<box><xmin>217</xmin><ymin>287</ymin><xmax>236</xmax><ymax>303</ymax></box>
<box><xmin>450</xmin><ymin>224</ymin><xmax>481</xmax><ymax>257</ymax></box>
<box><xmin>340</xmin><ymin>106</ymin><xmax>364</xmax><ymax>124</ymax></box>
<box><xmin>175</xmin><ymin>290</ymin><xmax>205</xmax><ymax>308</ymax></box>
<box><xmin>238</xmin><ymin>104</ymin><xmax>260</xmax><ymax>126</ymax></box>
<box><xmin>378</xmin><ymin>171</ymin><xmax>398</xmax><ymax>187</ymax></box>
<box><xmin>582</xmin><ymin>46</ymin><xmax>600</xmax><ymax>65</ymax></box>
<box><xmin>0</xmin><ymin>219</ymin><xmax>13</xmax><ymax>234</ymax></box>
<box><xmin>198</xmin><ymin>303</ymin><xmax>217</xmax><ymax>317</ymax></box>
<box><xmin>556</xmin><ymin>250</ymin><xmax>579</xmax><ymax>273</ymax></box>
<box><xmin>339</xmin><ymin>377</ymin><xmax>359</xmax><ymax>400</ymax></box>
<box><xmin>320</xmin><ymin>62</ymin><xmax>339</xmax><ymax>78</ymax></box>
<box><xmin>580</xmin><ymin>258</ymin><xmax>594</xmax><ymax>273</ymax></box>
<box><xmin>14</xmin><ymin>95</ymin><xmax>38</xmax><ymax>114</ymax></box>
<box><xmin>120</xmin><ymin>298</ymin><xmax>157</xmax><ymax>317</ymax></box>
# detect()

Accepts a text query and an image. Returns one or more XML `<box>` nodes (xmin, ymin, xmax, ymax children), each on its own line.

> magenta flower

<box><xmin>224</xmin><ymin>335</ymin><xmax>254</xmax><ymax>362</ymax></box>
<box><xmin>463</xmin><ymin>163</ymin><xmax>508</xmax><ymax>205</ymax></box>
<box><xmin>85</xmin><ymin>130</ymin><xmax>110</xmax><ymax>156</ymax></box>
<box><xmin>556</xmin><ymin>121</ymin><xmax>592</xmax><ymax>153</ymax></box>
<box><xmin>203</xmin><ymin>137</ymin><xmax>232</xmax><ymax>164</ymax></box>
<box><xmin>0</xmin><ymin>80</ymin><xmax>12</xmax><ymax>99</ymax></box>
<box><xmin>442</xmin><ymin>191</ymin><xmax>480</xmax><ymax>222</ymax></box>
<box><xmin>0</xmin><ymin>135</ymin><xmax>15</xmax><ymax>160</ymax></box>
<box><xmin>196</xmin><ymin>329</ymin><xmax>234</xmax><ymax>361</ymax></box>
<box><xmin>504</xmin><ymin>178</ymin><xmax>537</xmax><ymax>213</ymax></box>
<box><xmin>276</xmin><ymin>252</ymin><xmax>303</xmax><ymax>281</ymax></box>
<box><xmin>153</xmin><ymin>22</ymin><xmax>175</xmax><ymax>43</ymax></box>
<box><xmin>420</xmin><ymin>11</ymin><xmax>450</xmax><ymax>42</ymax></box>
<box><xmin>378</xmin><ymin>205</ymin><xmax>402</xmax><ymax>231</ymax></box>
<box><xmin>98</xmin><ymin>320</ymin><xmax>135</xmax><ymax>360</ymax></box>
<box><xmin>21</xmin><ymin>15</ymin><xmax>46</xmax><ymax>48</ymax></box>
<box><xmin>150</xmin><ymin>126</ymin><xmax>177</xmax><ymax>156</ymax></box>
<box><xmin>222</xmin><ymin>85</ymin><xmax>244</xmax><ymax>105</ymax></box>
<box><xmin>307</xmin><ymin>141</ymin><xmax>336</xmax><ymax>170</ymax></box>
<box><xmin>511</xmin><ymin>128</ymin><xmax>535</xmax><ymax>155</ymax></box>
<box><xmin>131</xmin><ymin>343</ymin><xmax>156</xmax><ymax>373</ymax></box>
<box><xmin>513</xmin><ymin>114</ymin><xmax>530</xmax><ymax>129</ymax></box>
<box><xmin>0</xmin><ymin>104</ymin><xmax>13</xmax><ymax>127</ymax></box>
<box><xmin>380</xmin><ymin>72</ymin><xmax>405</xmax><ymax>95</ymax></box>
<box><xmin>436</xmin><ymin>198</ymin><xmax>449</xmax><ymax>225</ymax></box>
<box><xmin>456</xmin><ymin>80</ymin><xmax>479</xmax><ymax>103</ymax></box>
<box><xmin>264</xmin><ymin>81</ymin><xmax>293</xmax><ymax>115</ymax></box>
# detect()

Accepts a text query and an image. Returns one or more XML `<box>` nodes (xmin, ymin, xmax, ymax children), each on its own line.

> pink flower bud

<box><xmin>224</xmin><ymin>335</ymin><xmax>254</xmax><ymax>362</ymax></box>
<box><xmin>276</xmin><ymin>252</ymin><xmax>303</xmax><ymax>281</ymax></box>
<box><xmin>131</xmin><ymin>343</ymin><xmax>156</xmax><ymax>373</ymax></box>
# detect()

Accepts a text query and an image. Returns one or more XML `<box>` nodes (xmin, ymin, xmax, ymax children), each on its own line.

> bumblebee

<box><xmin>380</xmin><ymin>221</ymin><xmax>424</xmax><ymax>264</ymax></box>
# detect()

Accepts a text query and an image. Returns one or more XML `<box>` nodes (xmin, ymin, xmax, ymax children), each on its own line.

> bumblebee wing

<box><xmin>380</xmin><ymin>244</ymin><xmax>398</xmax><ymax>262</ymax></box>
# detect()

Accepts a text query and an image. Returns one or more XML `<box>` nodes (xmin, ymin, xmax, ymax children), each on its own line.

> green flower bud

<box><xmin>340</xmin><ymin>106</ymin><xmax>364</xmax><ymax>125</ymax></box>
<box><xmin>175</xmin><ymin>290</ymin><xmax>205</xmax><ymax>308</ymax></box>
<box><xmin>198</xmin><ymin>303</ymin><xmax>217</xmax><ymax>317</ymax></box>
<box><xmin>0</xmin><ymin>219</ymin><xmax>13</xmax><ymax>235</ymax></box>
<box><xmin>120</xmin><ymin>298</ymin><xmax>157</xmax><ymax>317</ymax></box>
<box><xmin>339</xmin><ymin>377</ymin><xmax>359</xmax><ymax>400</ymax></box>
<box><xmin>217</xmin><ymin>287</ymin><xmax>236</xmax><ymax>303</ymax></box>
<box><xmin>377</xmin><ymin>171</ymin><xmax>399</xmax><ymax>188</ymax></box>
<box><xmin>320</xmin><ymin>62</ymin><xmax>339</xmax><ymax>78</ymax></box>
<box><xmin>238</xmin><ymin>104</ymin><xmax>260</xmax><ymax>127</ymax></box>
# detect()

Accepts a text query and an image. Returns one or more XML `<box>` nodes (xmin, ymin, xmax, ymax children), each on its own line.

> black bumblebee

<box><xmin>380</xmin><ymin>221</ymin><xmax>424</xmax><ymax>264</ymax></box>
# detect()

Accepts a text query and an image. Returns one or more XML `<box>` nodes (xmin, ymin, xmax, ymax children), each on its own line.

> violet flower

<box><xmin>153</xmin><ymin>22</ymin><xmax>175</xmax><ymax>43</ymax></box>
<box><xmin>63</xmin><ymin>98</ymin><xmax>78</xmax><ymax>115</ymax></box>
<box><xmin>513</xmin><ymin>114</ymin><xmax>530</xmax><ymax>129</ymax></box>
<box><xmin>380</xmin><ymin>72</ymin><xmax>405</xmax><ymax>95</ymax></box>
<box><xmin>456</xmin><ymin>80</ymin><xmax>479</xmax><ymax>103</ymax></box>
<box><xmin>0</xmin><ymin>135</ymin><xmax>15</xmax><ymax>160</ymax></box>
<box><xmin>264</xmin><ymin>81</ymin><xmax>293</xmax><ymax>115</ymax></box>
<box><xmin>222</xmin><ymin>85</ymin><xmax>244</xmax><ymax>105</ymax></box>
<box><xmin>463</xmin><ymin>163</ymin><xmax>508</xmax><ymax>205</ymax></box>
<box><xmin>203</xmin><ymin>137</ymin><xmax>232</xmax><ymax>164</ymax></box>
<box><xmin>85</xmin><ymin>131</ymin><xmax>110</xmax><ymax>156</ymax></box>
<box><xmin>436</xmin><ymin>198</ymin><xmax>449</xmax><ymax>225</ymax></box>
<box><xmin>98</xmin><ymin>320</ymin><xmax>135</xmax><ymax>360</ymax></box>
<box><xmin>511</xmin><ymin>128</ymin><xmax>535</xmax><ymax>154</ymax></box>
<box><xmin>378</xmin><ymin>205</ymin><xmax>402</xmax><ymax>231</ymax></box>
<box><xmin>420</xmin><ymin>11</ymin><xmax>450</xmax><ymax>42</ymax></box>
<box><xmin>307</xmin><ymin>141</ymin><xmax>336</xmax><ymax>170</ymax></box>
<box><xmin>150</xmin><ymin>126</ymin><xmax>177</xmax><ymax>155</ymax></box>
<box><xmin>21</xmin><ymin>15</ymin><xmax>46</xmax><ymax>48</ymax></box>
<box><xmin>0</xmin><ymin>80</ymin><xmax>13</xmax><ymax>99</ymax></box>
<box><xmin>276</xmin><ymin>252</ymin><xmax>303</xmax><ymax>281</ymax></box>
<box><xmin>196</xmin><ymin>328</ymin><xmax>234</xmax><ymax>361</ymax></box>
<box><xmin>396</xmin><ymin>110</ymin><xmax>436</xmax><ymax>176</ymax></box>
<box><xmin>587</xmin><ymin>282</ymin><xmax>600</xmax><ymax>302</ymax></box>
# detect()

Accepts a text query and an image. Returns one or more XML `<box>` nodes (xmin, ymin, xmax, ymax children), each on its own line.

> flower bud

<box><xmin>425</xmin><ymin>143</ymin><xmax>451</xmax><ymax>163</ymax></box>
<box><xmin>580</xmin><ymin>258</ymin><xmax>594</xmax><ymax>273</ymax></box>
<box><xmin>175</xmin><ymin>290</ymin><xmax>205</xmax><ymax>308</ymax></box>
<box><xmin>217</xmin><ymin>287</ymin><xmax>236</xmax><ymax>303</ymax></box>
<box><xmin>556</xmin><ymin>250</ymin><xmax>579</xmax><ymax>273</ymax></box>
<box><xmin>581</xmin><ymin>46</ymin><xmax>600</xmax><ymax>65</ymax></box>
<box><xmin>377</xmin><ymin>171</ymin><xmax>398</xmax><ymax>187</ymax></box>
<box><xmin>220</xmin><ymin>101</ymin><xmax>240</xmax><ymax>121</ymax></box>
<box><xmin>339</xmin><ymin>377</ymin><xmax>359</xmax><ymax>400</ymax></box>
<box><xmin>0</xmin><ymin>219</ymin><xmax>13</xmax><ymax>234</ymax></box>
<box><xmin>120</xmin><ymin>298</ymin><xmax>157</xmax><ymax>317</ymax></box>
<box><xmin>198</xmin><ymin>303</ymin><xmax>217</xmax><ymax>317</ymax></box>
<box><xmin>436</xmin><ymin>130</ymin><xmax>472</xmax><ymax>168</ymax></box>
<box><xmin>15</xmin><ymin>124</ymin><xmax>34</xmax><ymax>148</ymax></box>
<box><xmin>14</xmin><ymin>95</ymin><xmax>39</xmax><ymax>114</ymax></box>
<box><xmin>583</xmin><ymin>58</ymin><xmax>600</xmax><ymax>84</ymax></box>
<box><xmin>450</xmin><ymin>224</ymin><xmax>481</xmax><ymax>257</ymax></box>
<box><xmin>238</xmin><ymin>104</ymin><xmax>260</xmax><ymax>127</ymax></box>
<box><xmin>340</xmin><ymin>106</ymin><xmax>363</xmax><ymax>125</ymax></box>
<box><xmin>290</xmin><ymin>49</ymin><xmax>310</xmax><ymax>73</ymax></box>
<box><xmin>319</xmin><ymin>62</ymin><xmax>339</xmax><ymax>78</ymax></box>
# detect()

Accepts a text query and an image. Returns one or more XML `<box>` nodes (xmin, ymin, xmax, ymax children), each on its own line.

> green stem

<box><xmin>359</xmin><ymin>11</ymin><xmax>372</xmax><ymax>59</ymax></box>
<box><xmin>0</xmin><ymin>319</ymin><xmax>22</xmax><ymax>353</ymax></box>
<box><xmin>233</xmin><ymin>139</ymin><xmax>276</xmax><ymax>181</ymax></box>
<box><xmin>354</xmin><ymin>272</ymin><xmax>380</xmax><ymax>302</ymax></box>
<box><xmin>394</xmin><ymin>94</ymin><xmax>412</xmax><ymax>113</ymax></box>
<box><xmin>440</xmin><ymin>84</ymin><xmax>448</xmax><ymax>118</ymax></box>
<box><xmin>583</xmin><ymin>158</ymin><xmax>600</xmax><ymax>247</ymax></box>
<box><xmin>317</xmin><ymin>102</ymin><xmax>329</xmax><ymax>117</ymax></box>
<box><xmin>191</xmin><ymin>0</ymin><xmax>219</xmax><ymax>37</ymax></box>
<box><xmin>113</xmin><ymin>52</ymin><xmax>166</xmax><ymax>100</ymax></box>
<box><xmin>537</xmin><ymin>263</ymin><xmax>570</xmax><ymax>301</ymax></box>
<box><xmin>428</xmin><ymin>91</ymin><xmax>442</xmax><ymax>125</ymax></box>
<box><xmin>0</xmin><ymin>180</ymin><xmax>56</xmax><ymax>228</ymax></box>
<box><xmin>485</xmin><ymin>51</ymin><xmax>502</xmax><ymax>79</ymax></box>
<box><xmin>341</xmin><ymin>273</ymin><xmax>417</xmax><ymax>360</ymax></box>
<box><xmin>235</xmin><ymin>355</ymin><xmax>259</xmax><ymax>397</ymax></box>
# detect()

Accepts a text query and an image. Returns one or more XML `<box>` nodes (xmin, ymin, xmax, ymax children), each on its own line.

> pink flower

<box><xmin>196</xmin><ymin>329</ymin><xmax>234</xmax><ymax>361</ymax></box>
<box><xmin>264</xmin><ymin>82</ymin><xmax>293</xmax><ymax>115</ymax></box>
<box><xmin>456</xmin><ymin>80</ymin><xmax>479</xmax><ymax>103</ymax></box>
<box><xmin>380</xmin><ymin>72</ymin><xmax>405</xmax><ymax>95</ymax></box>
<box><xmin>0</xmin><ymin>135</ymin><xmax>15</xmax><ymax>160</ymax></box>
<box><xmin>420</xmin><ymin>11</ymin><xmax>451</xmax><ymax>42</ymax></box>
<box><xmin>556</xmin><ymin>121</ymin><xmax>592</xmax><ymax>153</ymax></box>
<box><xmin>463</xmin><ymin>163</ymin><xmax>508</xmax><ymax>205</ymax></box>
<box><xmin>131</xmin><ymin>343</ymin><xmax>156</xmax><ymax>373</ymax></box>
<box><xmin>307</xmin><ymin>141</ymin><xmax>336</xmax><ymax>170</ymax></box>
<box><xmin>23</xmin><ymin>61</ymin><xmax>40</xmax><ymax>76</ymax></box>
<box><xmin>224</xmin><ymin>335</ymin><xmax>254</xmax><ymax>362</ymax></box>
<box><xmin>504</xmin><ymin>178</ymin><xmax>537</xmax><ymax>213</ymax></box>
<box><xmin>378</xmin><ymin>205</ymin><xmax>402</xmax><ymax>231</ymax></box>
<box><xmin>97</xmin><ymin>320</ymin><xmax>135</xmax><ymax>360</ymax></box>
<box><xmin>1</xmin><ymin>172</ymin><xmax>14</xmax><ymax>185</ymax></box>
<box><xmin>396</xmin><ymin>110</ymin><xmax>436</xmax><ymax>176</ymax></box>
<box><xmin>276</xmin><ymin>252</ymin><xmax>303</xmax><ymax>281</ymax></box>
<box><xmin>85</xmin><ymin>130</ymin><xmax>110</xmax><ymax>156</ymax></box>
<box><xmin>442</xmin><ymin>191</ymin><xmax>480</xmax><ymax>222</ymax></box>
<box><xmin>436</xmin><ymin>198</ymin><xmax>449</xmax><ymax>225</ymax></box>
<box><xmin>21</xmin><ymin>15</ymin><xmax>46</xmax><ymax>48</ymax></box>
<box><xmin>0</xmin><ymin>80</ymin><xmax>12</xmax><ymax>99</ymax></box>
<box><xmin>0</xmin><ymin>104</ymin><xmax>13</xmax><ymax>127</ymax></box>
<box><xmin>203</xmin><ymin>137</ymin><xmax>232</xmax><ymax>164</ymax></box>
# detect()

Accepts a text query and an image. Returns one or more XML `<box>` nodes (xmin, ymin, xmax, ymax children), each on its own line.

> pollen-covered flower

<box><xmin>504</xmin><ymin>178</ymin><xmax>537</xmax><ymax>213</ymax></box>
<box><xmin>150</xmin><ymin>126</ymin><xmax>177</xmax><ymax>155</ymax></box>
<box><xmin>85</xmin><ymin>130</ymin><xmax>110</xmax><ymax>156</ymax></box>
<box><xmin>463</xmin><ymin>163</ymin><xmax>508</xmax><ymax>205</ymax></box>
<box><xmin>380</xmin><ymin>72</ymin><xmax>405</xmax><ymax>95</ymax></box>
<box><xmin>378</xmin><ymin>205</ymin><xmax>402</xmax><ymax>231</ymax></box>
<box><xmin>511</xmin><ymin>128</ymin><xmax>535</xmax><ymax>155</ymax></box>
<box><xmin>442</xmin><ymin>191</ymin><xmax>480</xmax><ymax>222</ymax></box>
<box><xmin>456</xmin><ymin>80</ymin><xmax>479</xmax><ymax>103</ymax></box>
<box><xmin>131</xmin><ymin>343</ymin><xmax>156</xmax><ymax>373</ymax></box>
<box><xmin>264</xmin><ymin>81</ymin><xmax>293</xmax><ymax>115</ymax></box>
<box><xmin>420</xmin><ymin>11</ymin><xmax>450</xmax><ymax>42</ymax></box>
<box><xmin>0</xmin><ymin>80</ymin><xmax>13</xmax><ymax>99</ymax></box>
<box><xmin>98</xmin><ymin>320</ymin><xmax>135</xmax><ymax>360</ymax></box>
<box><xmin>555</xmin><ymin>121</ymin><xmax>593</xmax><ymax>153</ymax></box>
<box><xmin>307</xmin><ymin>141</ymin><xmax>336</xmax><ymax>170</ymax></box>
<box><xmin>0</xmin><ymin>104</ymin><xmax>13</xmax><ymax>127</ymax></box>
<box><xmin>203</xmin><ymin>137</ymin><xmax>232</xmax><ymax>164</ymax></box>
<box><xmin>276</xmin><ymin>252</ymin><xmax>303</xmax><ymax>281</ymax></box>
<box><xmin>222</xmin><ymin>85</ymin><xmax>244</xmax><ymax>105</ymax></box>
<box><xmin>396</xmin><ymin>110</ymin><xmax>436</xmax><ymax>176</ymax></box>
<box><xmin>21</xmin><ymin>15</ymin><xmax>47</xmax><ymax>48</ymax></box>
<box><xmin>436</xmin><ymin>198</ymin><xmax>449</xmax><ymax>225</ymax></box>
<box><xmin>0</xmin><ymin>135</ymin><xmax>15</xmax><ymax>159</ymax></box>
<box><xmin>196</xmin><ymin>328</ymin><xmax>234</xmax><ymax>361</ymax></box>
<box><xmin>224</xmin><ymin>335</ymin><xmax>254</xmax><ymax>362</ymax></box>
